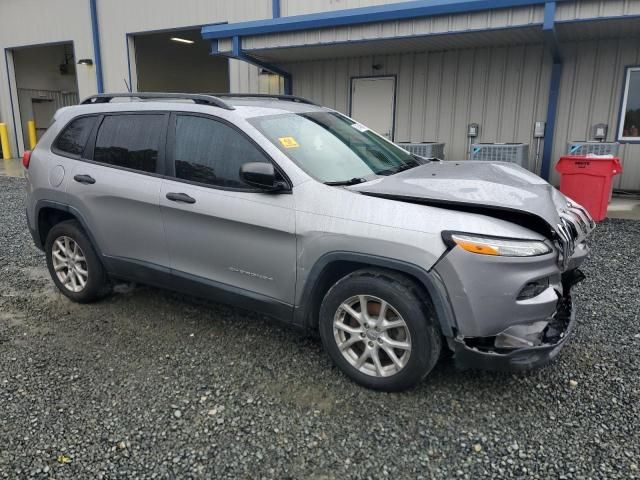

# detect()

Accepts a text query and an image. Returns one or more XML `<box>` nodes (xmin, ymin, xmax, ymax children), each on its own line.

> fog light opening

<box><xmin>517</xmin><ymin>277</ymin><xmax>550</xmax><ymax>300</ymax></box>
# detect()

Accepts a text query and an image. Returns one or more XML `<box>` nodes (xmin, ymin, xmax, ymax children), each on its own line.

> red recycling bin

<box><xmin>555</xmin><ymin>155</ymin><xmax>622</xmax><ymax>222</ymax></box>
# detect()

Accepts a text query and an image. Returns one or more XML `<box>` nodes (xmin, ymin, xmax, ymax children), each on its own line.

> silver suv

<box><xmin>25</xmin><ymin>93</ymin><xmax>594</xmax><ymax>391</ymax></box>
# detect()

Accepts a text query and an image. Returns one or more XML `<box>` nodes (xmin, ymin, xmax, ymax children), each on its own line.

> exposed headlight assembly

<box><xmin>443</xmin><ymin>232</ymin><xmax>552</xmax><ymax>257</ymax></box>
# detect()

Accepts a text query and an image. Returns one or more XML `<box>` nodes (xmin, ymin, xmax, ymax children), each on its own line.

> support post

<box><xmin>541</xmin><ymin>61</ymin><xmax>562</xmax><ymax>180</ymax></box>
<box><xmin>27</xmin><ymin>120</ymin><xmax>37</xmax><ymax>149</ymax></box>
<box><xmin>0</xmin><ymin>123</ymin><xmax>11</xmax><ymax>160</ymax></box>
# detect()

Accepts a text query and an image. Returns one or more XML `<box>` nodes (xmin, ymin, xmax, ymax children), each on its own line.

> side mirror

<box><xmin>240</xmin><ymin>162</ymin><xmax>288</xmax><ymax>192</ymax></box>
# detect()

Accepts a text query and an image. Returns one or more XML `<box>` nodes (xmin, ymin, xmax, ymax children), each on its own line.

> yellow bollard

<box><xmin>27</xmin><ymin>120</ymin><xmax>37</xmax><ymax>150</ymax></box>
<box><xmin>0</xmin><ymin>123</ymin><xmax>11</xmax><ymax>160</ymax></box>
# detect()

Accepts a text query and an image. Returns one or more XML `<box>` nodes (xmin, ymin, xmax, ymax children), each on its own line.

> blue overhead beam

<box><xmin>213</xmin><ymin>36</ymin><xmax>292</xmax><ymax>94</ymax></box>
<box><xmin>89</xmin><ymin>0</ymin><xmax>104</xmax><ymax>93</ymax></box>
<box><xmin>202</xmin><ymin>0</ymin><xmax>567</xmax><ymax>39</ymax></box>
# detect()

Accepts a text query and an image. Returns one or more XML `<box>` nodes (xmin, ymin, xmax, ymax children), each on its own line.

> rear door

<box><xmin>159</xmin><ymin>113</ymin><xmax>297</xmax><ymax>305</ymax></box>
<box><xmin>66</xmin><ymin>112</ymin><xmax>170</xmax><ymax>274</ymax></box>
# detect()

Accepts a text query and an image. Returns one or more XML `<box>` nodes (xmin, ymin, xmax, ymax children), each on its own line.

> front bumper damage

<box><xmin>450</xmin><ymin>269</ymin><xmax>584</xmax><ymax>372</ymax></box>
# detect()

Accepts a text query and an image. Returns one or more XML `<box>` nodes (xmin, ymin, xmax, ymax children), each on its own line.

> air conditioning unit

<box><xmin>567</xmin><ymin>141</ymin><xmax>619</xmax><ymax>156</ymax></box>
<box><xmin>397</xmin><ymin>142</ymin><xmax>445</xmax><ymax>159</ymax></box>
<box><xmin>470</xmin><ymin>143</ymin><xmax>529</xmax><ymax>168</ymax></box>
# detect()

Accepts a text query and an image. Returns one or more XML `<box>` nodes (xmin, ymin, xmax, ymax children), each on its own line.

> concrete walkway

<box><xmin>1</xmin><ymin>159</ymin><xmax>24</xmax><ymax>178</ymax></box>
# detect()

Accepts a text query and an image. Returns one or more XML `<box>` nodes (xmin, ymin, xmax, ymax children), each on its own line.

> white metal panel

<box><xmin>556</xmin><ymin>0</ymin><xmax>640</xmax><ymax>21</ymax></box>
<box><xmin>551</xmin><ymin>38</ymin><xmax>640</xmax><ymax>190</ymax></box>
<box><xmin>242</xmin><ymin>6</ymin><xmax>545</xmax><ymax>51</ymax></box>
<box><xmin>281</xmin><ymin>0</ymin><xmax>408</xmax><ymax>17</ymax></box>
<box><xmin>287</xmin><ymin>43</ymin><xmax>551</xmax><ymax>163</ymax></box>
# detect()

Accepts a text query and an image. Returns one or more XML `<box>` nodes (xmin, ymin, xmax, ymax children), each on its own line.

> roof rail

<box><xmin>210</xmin><ymin>93</ymin><xmax>318</xmax><ymax>106</ymax></box>
<box><xmin>80</xmin><ymin>92</ymin><xmax>235</xmax><ymax>110</ymax></box>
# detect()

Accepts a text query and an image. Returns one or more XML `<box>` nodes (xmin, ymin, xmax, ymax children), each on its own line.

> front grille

<box><xmin>556</xmin><ymin>204</ymin><xmax>595</xmax><ymax>270</ymax></box>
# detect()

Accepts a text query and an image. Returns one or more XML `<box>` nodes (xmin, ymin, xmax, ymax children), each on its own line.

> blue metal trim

<box><xmin>542</xmin><ymin>1</ymin><xmax>561</xmax><ymax>61</ymax></box>
<box><xmin>3</xmin><ymin>49</ymin><xmax>19</xmax><ymax>155</ymax></box>
<box><xmin>216</xmin><ymin>36</ymin><xmax>293</xmax><ymax>95</ymax></box>
<box><xmin>541</xmin><ymin>61</ymin><xmax>563</xmax><ymax>180</ymax></box>
<box><xmin>543</xmin><ymin>1</ymin><xmax>555</xmax><ymax>30</ymax></box>
<box><xmin>202</xmin><ymin>0</ymin><xmax>563</xmax><ymax>39</ymax></box>
<box><xmin>272</xmin><ymin>0</ymin><xmax>281</xmax><ymax>19</ymax></box>
<box><xmin>89</xmin><ymin>0</ymin><xmax>104</xmax><ymax>93</ymax></box>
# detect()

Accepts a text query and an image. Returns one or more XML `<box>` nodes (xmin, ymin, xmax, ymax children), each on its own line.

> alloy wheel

<box><xmin>52</xmin><ymin>236</ymin><xmax>88</xmax><ymax>293</ymax></box>
<box><xmin>333</xmin><ymin>295</ymin><xmax>411</xmax><ymax>377</ymax></box>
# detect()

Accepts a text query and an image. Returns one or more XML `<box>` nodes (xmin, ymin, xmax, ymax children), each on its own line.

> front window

<box><xmin>619</xmin><ymin>67</ymin><xmax>640</xmax><ymax>141</ymax></box>
<box><xmin>249</xmin><ymin>112</ymin><xmax>420</xmax><ymax>184</ymax></box>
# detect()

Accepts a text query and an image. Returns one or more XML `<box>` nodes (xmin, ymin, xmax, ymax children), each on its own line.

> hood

<box><xmin>349</xmin><ymin>161</ymin><xmax>568</xmax><ymax>230</ymax></box>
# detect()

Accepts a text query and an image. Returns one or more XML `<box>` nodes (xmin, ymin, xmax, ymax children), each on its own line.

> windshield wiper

<box><xmin>324</xmin><ymin>177</ymin><xmax>367</xmax><ymax>186</ymax></box>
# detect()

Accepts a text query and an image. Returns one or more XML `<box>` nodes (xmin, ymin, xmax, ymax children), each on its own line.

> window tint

<box><xmin>54</xmin><ymin>116</ymin><xmax>96</xmax><ymax>156</ymax></box>
<box><xmin>93</xmin><ymin>114</ymin><xmax>165</xmax><ymax>173</ymax></box>
<box><xmin>173</xmin><ymin>115</ymin><xmax>270</xmax><ymax>188</ymax></box>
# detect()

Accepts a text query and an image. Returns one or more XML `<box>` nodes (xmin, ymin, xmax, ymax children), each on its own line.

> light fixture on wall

<box><xmin>77</xmin><ymin>59</ymin><xmax>94</xmax><ymax>66</ymax></box>
<box><xmin>372</xmin><ymin>64</ymin><xmax>383</xmax><ymax>70</ymax></box>
<box><xmin>170</xmin><ymin>37</ymin><xmax>195</xmax><ymax>45</ymax></box>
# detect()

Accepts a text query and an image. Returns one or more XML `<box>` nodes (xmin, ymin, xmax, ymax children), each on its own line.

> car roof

<box><xmin>64</xmin><ymin>93</ymin><xmax>331</xmax><ymax>120</ymax></box>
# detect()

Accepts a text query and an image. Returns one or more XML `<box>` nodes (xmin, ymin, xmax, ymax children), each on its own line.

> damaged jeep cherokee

<box><xmin>25</xmin><ymin>93</ymin><xmax>594</xmax><ymax>391</ymax></box>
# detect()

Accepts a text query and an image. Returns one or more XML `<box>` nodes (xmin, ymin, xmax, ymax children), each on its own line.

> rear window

<box><xmin>53</xmin><ymin>116</ymin><xmax>97</xmax><ymax>157</ymax></box>
<box><xmin>93</xmin><ymin>114</ymin><xmax>165</xmax><ymax>173</ymax></box>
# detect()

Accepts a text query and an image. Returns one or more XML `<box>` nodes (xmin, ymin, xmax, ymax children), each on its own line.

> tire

<box><xmin>319</xmin><ymin>269</ymin><xmax>441</xmax><ymax>391</ymax></box>
<box><xmin>45</xmin><ymin>220</ymin><xmax>110</xmax><ymax>303</ymax></box>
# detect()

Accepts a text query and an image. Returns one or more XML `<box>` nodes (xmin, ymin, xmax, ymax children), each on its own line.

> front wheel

<box><xmin>319</xmin><ymin>269</ymin><xmax>441</xmax><ymax>391</ymax></box>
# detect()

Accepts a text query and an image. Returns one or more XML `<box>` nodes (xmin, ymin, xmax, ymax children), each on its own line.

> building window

<box><xmin>619</xmin><ymin>67</ymin><xmax>640</xmax><ymax>141</ymax></box>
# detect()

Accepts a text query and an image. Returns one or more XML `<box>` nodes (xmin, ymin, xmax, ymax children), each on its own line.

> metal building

<box><xmin>1</xmin><ymin>0</ymin><xmax>639</xmax><ymax>190</ymax></box>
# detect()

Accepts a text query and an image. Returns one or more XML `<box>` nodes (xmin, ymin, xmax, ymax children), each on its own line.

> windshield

<box><xmin>249</xmin><ymin>111</ymin><xmax>421</xmax><ymax>184</ymax></box>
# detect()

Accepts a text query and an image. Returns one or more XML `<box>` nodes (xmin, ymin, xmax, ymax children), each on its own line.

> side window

<box><xmin>619</xmin><ymin>67</ymin><xmax>640</xmax><ymax>140</ymax></box>
<box><xmin>173</xmin><ymin>115</ymin><xmax>270</xmax><ymax>188</ymax></box>
<box><xmin>53</xmin><ymin>116</ymin><xmax>97</xmax><ymax>157</ymax></box>
<box><xmin>93</xmin><ymin>114</ymin><xmax>165</xmax><ymax>173</ymax></box>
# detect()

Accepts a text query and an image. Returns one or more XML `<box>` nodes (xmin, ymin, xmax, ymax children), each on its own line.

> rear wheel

<box><xmin>45</xmin><ymin>220</ymin><xmax>110</xmax><ymax>303</ymax></box>
<box><xmin>319</xmin><ymin>269</ymin><xmax>441</xmax><ymax>391</ymax></box>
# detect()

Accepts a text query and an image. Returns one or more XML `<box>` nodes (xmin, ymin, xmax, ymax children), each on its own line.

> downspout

<box><xmin>89</xmin><ymin>0</ymin><xmax>104</xmax><ymax>93</ymax></box>
<box><xmin>272</xmin><ymin>0</ymin><xmax>281</xmax><ymax>18</ymax></box>
<box><xmin>540</xmin><ymin>1</ymin><xmax>561</xmax><ymax>181</ymax></box>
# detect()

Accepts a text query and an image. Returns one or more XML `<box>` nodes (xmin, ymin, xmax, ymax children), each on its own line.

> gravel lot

<box><xmin>1</xmin><ymin>175</ymin><xmax>639</xmax><ymax>479</ymax></box>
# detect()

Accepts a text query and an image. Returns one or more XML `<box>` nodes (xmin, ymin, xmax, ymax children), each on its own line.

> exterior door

<box><xmin>350</xmin><ymin>76</ymin><xmax>396</xmax><ymax>140</ymax></box>
<box><xmin>66</xmin><ymin>113</ymin><xmax>169</xmax><ymax>270</ymax></box>
<box><xmin>159</xmin><ymin>113</ymin><xmax>297</xmax><ymax>305</ymax></box>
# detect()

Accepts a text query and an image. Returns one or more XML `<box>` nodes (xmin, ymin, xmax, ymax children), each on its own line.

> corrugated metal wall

<box><xmin>281</xmin><ymin>0</ymin><xmax>409</xmax><ymax>17</ymax></box>
<box><xmin>244</xmin><ymin>5</ymin><xmax>544</xmax><ymax>50</ymax></box>
<box><xmin>552</xmin><ymin>38</ymin><xmax>640</xmax><ymax>190</ymax></box>
<box><xmin>556</xmin><ymin>0</ymin><xmax>640</xmax><ymax>21</ymax></box>
<box><xmin>287</xmin><ymin>44</ymin><xmax>551</xmax><ymax>167</ymax></box>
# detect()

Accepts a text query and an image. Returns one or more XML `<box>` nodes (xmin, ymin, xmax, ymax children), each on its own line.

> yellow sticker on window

<box><xmin>278</xmin><ymin>136</ymin><xmax>299</xmax><ymax>149</ymax></box>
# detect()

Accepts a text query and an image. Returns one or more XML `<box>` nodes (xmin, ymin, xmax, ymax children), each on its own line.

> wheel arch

<box><xmin>35</xmin><ymin>201</ymin><xmax>103</xmax><ymax>257</ymax></box>
<box><xmin>294</xmin><ymin>252</ymin><xmax>456</xmax><ymax>337</ymax></box>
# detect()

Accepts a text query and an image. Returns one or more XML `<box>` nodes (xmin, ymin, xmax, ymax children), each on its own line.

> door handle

<box><xmin>73</xmin><ymin>174</ymin><xmax>96</xmax><ymax>185</ymax></box>
<box><xmin>166</xmin><ymin>192</ymin><xmax>196</xmax><ymax>204</ymax></box>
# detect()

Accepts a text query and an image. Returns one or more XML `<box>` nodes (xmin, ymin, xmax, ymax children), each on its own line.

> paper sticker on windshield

<box><xmin>351</xmin><ymin>123</ymin><xmax>369</xmax><ymax>132</ymax></box>
<box><xmin>278</xmin><ymin>136</ymin><xmax>299</xmax><ymax>149</ymax></box>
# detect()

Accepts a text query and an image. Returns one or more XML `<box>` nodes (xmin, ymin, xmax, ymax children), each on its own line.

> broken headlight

<box><xmin>443</xmin><ymin>232</ymin><xmax>552</xmax><ymax>257</ymax></box>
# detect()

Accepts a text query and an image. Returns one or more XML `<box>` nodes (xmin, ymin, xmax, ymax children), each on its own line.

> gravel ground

<box><xmin>1</xmin><ymin>175</ymin><xmax>639</xmax><ymax>479</ymax></box>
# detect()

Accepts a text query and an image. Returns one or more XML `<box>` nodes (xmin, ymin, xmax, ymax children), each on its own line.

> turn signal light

<box><xmin>22</xmin><ymin>150</ymin><xmax>32</xmax><ymax>169</ymax></box>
